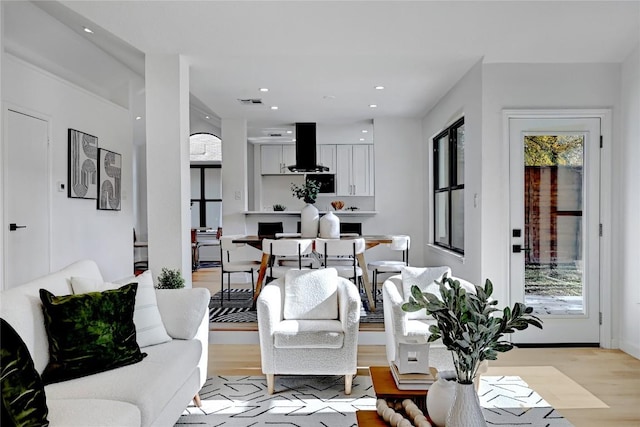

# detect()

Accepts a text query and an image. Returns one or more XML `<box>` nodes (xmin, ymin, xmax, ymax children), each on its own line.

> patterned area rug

<box><xmin>176</xmin><ymin>374</ymin><xmax>572</xmax><ymax>426</ymax></box>
<box><xmin>209</xmin><ymin>289</ymin><xmax>384</xmax><ymax>324</ymax></box>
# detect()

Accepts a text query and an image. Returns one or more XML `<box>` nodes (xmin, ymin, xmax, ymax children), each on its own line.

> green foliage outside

<box><xmin>524</xmin><ymin>135</ymin><xmax>583</xmax><ymax>167</ymax></box>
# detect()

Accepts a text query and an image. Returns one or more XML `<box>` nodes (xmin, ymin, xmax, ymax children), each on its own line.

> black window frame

<box><xmin>190</xmin><ymin>164</ymin><xmax>222</xmax><ymax>228</ymax></box>
<box><xmin>433</xmin><ymin>117</ymin><xmax>464</xmax><ymax>254</ymax></box>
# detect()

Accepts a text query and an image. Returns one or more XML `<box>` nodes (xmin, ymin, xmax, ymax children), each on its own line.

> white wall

<box><xmin>421</xmin><ymin>60</ymin><xmax>483</xmax><ymax>283</ymax></box>
<box><xmin>2</xmin><ymin>55</ymin><xmax>133</xmax><ymax>280</ymax></box>
<box><xmin>481</xmin><ymin>62</ymin><xmax>621</xmax><ymax>337</ymax></box>
<box><xmin>618</xmin><ymin>45</ymin><xmax>640</xmax><ymax>358</ymax></box>
<box><xmin>369</xmin><ymin>117</ymin><xmax>425</xmax><ymax>266</ymax></box>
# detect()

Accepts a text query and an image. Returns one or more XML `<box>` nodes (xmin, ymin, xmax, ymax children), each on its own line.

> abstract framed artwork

<box><xmin>68</xmin><ymin>129</ymin><xmax>98</xmax><ymax>199</ymax></box>
<box><xmin>97</xmin><ymin>148</ymin><xmax>122</xmax><ymax>211</ymax></box>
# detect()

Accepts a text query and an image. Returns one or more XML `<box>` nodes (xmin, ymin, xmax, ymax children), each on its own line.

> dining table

<box><xmin>232</xmin><ymin>234</ymin><xmax>393</xmax><ymax>312</ymax></box>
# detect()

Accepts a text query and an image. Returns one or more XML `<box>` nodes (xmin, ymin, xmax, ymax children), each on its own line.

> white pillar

<box><xmin>145</xmin><ymin>54</ymin><xmax>192</xmax><ymax>287</ymax></box>
<box><xmin>221</xmin><ymin>118</ymin><xmax>248</xmax><ymax>235</ymax></box>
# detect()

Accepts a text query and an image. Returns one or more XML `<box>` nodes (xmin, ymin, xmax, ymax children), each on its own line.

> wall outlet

<box><xmin>234</xmin><ymin>191</ymin><xmax>241</xmax><ymax>200</ymax></box>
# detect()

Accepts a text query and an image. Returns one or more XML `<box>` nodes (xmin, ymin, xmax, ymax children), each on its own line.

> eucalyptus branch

<box><xmin>402</xmin><ymin>274</ymin><xmax>543</xmax><ymax>384</ymax></box>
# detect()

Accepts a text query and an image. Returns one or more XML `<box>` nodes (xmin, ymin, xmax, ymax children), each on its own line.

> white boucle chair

<box><xmin>383</xmin><ymin>266</ymin><xmax>478</xmax><ymax>363</ymax></box>
<box><xmin>257</xmin><ymin>268</ymin><xmax>361</xmax><ymax>395</ymax></box>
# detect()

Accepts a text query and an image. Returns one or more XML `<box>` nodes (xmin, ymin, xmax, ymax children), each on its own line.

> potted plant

<box><xmin>156</xmin><ymin>268</ymin><xmax>185</xmax><ymax>289</ymax></box>
<box><xmin>402</xmin><ymin>275</ymin><xmax>543</xmax><ymax>427</ymax></box>
<box><xmin>291</xmin><ymin>179</ymin><xmax>320</xmax><ymax>204</ymax></box>
<box><xmin>292</xmin><ymin>179</ymin><xmax>321</xmax><ymax>237</ymax></box>
<box><xmin>272</xmin><ymin>204</ymin><xmax>287</xmax><ymax>211</ymax></box>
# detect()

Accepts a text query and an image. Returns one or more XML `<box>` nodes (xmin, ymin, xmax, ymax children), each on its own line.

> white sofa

<box><xmin>0</xmin><ymin>260</ymin><xmax>210</xmax><ymax>427</ymax></box>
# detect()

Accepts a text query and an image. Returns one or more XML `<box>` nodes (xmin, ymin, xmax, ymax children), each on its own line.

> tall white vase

<box><xmin>445</xmin><ymin>382</ymin><xmax>487</xmax><ymax>427</ymax></box>
<box><xmin>319</xmin><ymin>211</ymin><xmax>340</xmax><ymax>238</ymax></box>
<box><xmin>300</xmin><ymin>203</ymin><xmax>319</xmax><ymax>237</ymax></box>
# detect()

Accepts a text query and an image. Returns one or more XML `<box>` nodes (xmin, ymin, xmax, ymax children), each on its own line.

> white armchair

<box><xmin>384</xmin><ymin>266</ymin><xmax>482</xmax><ymax>363</ymax></box>
<box><xmin>257</xmin><ymin>268</ymin><xmax>361</xmax><ymax>395</ymax></box>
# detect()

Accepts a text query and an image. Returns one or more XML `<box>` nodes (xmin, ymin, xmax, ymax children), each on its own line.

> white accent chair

<box><xmin>257</xmin><ymin>268</ymin><xmax>361</xmax><ymax>395</ymax></box>
<box><xmin>383</xmin><ymin>266</ymin><xmax>478</xmax><ymax>363</ymax></box>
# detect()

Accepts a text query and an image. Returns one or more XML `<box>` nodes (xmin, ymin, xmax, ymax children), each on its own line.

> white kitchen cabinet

<box><xmin>336</xmin><ymin>144</ymin><xmax>374</xmax><ymax>196</ymax></box>
<box><xmin>261</xmin><ymin>144</ymin><xmax>296</xmax><ymax>174</ymax></box>
<box><xmin>316</xmin><ymin>144</ymin><xmax>336</xmax><ymax>172</ymax></box>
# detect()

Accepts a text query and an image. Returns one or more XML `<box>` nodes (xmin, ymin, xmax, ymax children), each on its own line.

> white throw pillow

<box><xmin>283</xmin><ymin>268</ymin><xmax>339</xmax><ymax>320</ymax></box>
<box><xmin>71</xmin><ymin>270</ymin><xmax>172</xmax><ymax>347</ymax></box>
<box><xmin>401</xmin><ymin>266</ymin><xmax>452</xmax><ymax>320</ymax></box>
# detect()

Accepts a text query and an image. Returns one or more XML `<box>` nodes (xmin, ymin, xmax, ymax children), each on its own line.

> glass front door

<box><xmin>509</xmin><ymin>117</ymin><xmax>601</xmax><ymax>344</ymax></box>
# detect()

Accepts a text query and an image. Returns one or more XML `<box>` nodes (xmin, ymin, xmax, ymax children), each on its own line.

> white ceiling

<box><xmin>34</xmin><ymin>1</ymin><xmax>640</xmax><ymax>138</ymax></box>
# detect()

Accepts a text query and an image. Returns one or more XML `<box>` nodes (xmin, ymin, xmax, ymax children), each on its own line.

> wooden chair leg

<box><xmin>345</xmin><ymin>374</ymin><xmax>353</xmax><ymax>395</ymax></box>
<box><xmin>193</xmin><ymin>393</ymin><xmax>202</xmax><ymax>407</ymax></box>
<box><xmin>266</xmin><ymin>374</ymin><xmax>275</xmax><ymax>394</ymax></box>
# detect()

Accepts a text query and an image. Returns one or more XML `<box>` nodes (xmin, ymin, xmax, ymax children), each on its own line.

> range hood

<box><xmin>287</xmin><ymin>123</ymin><xmax>329</xmax><ymax>172</ymax></box>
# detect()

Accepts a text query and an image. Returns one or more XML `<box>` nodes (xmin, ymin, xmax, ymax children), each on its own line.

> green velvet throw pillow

<box><xmin>39</xmin><ymin>283</ymin><xmax>146</xmax><ymax>385</ymax></box>
<box><xmin>1</xmin><ymin>318</ymin><xmax>49</xmax><ymax>427</ymax></box>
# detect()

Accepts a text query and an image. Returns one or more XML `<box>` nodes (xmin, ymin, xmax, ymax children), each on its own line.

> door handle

<box><xmin>9</xmin><ymin>223</ymin><xmax>27</xmax><ymax>231</ymax></box>
<box><xmin>512</xmin><ymin>244</ymin><xmax>531</xmax><ymax>253</ymax></box>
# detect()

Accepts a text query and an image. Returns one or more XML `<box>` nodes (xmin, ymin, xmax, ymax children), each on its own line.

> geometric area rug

<box><xmin>210</xmin><ymin>288</ymin><xmax>385</xmax><ymax>324</ymax></box>
<box><xmin>176</xmin><ymin>374</ymin><xmax>573</xmax><ymax>426</ymax></box>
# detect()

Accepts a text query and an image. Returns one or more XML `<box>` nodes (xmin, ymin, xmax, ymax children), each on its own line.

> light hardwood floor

<box><xmin>194</xmin><ymin>267</ymin><xmax>640</xmax><ymax>426</ymax></box>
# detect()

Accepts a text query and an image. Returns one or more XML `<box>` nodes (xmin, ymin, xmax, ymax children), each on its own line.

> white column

<box><xmin>221</xmin><ymin>118</ymin><xmax>248</xmax><ymax>235</ymax></box>
<box><xmin>145</xmin><ymin>54</ymin><xmax>192</xmax><ymax>286</ymax></box>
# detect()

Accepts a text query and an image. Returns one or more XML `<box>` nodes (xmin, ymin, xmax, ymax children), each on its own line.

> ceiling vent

<box><xmin>237</xmin><ymin>98</ymin><xmax>263</xmax><ymax>105</ymax></box>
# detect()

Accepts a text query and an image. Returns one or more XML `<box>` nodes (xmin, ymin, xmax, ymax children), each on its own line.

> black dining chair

<box><xmin>340</xmin><ymin>222</ymin><xmax>362</xmax><ymax>236</ymax></box>
<box><xmin>258</xmin><ymin>222</ymin><xmax>283</xmax><ymax>238</ymax></box>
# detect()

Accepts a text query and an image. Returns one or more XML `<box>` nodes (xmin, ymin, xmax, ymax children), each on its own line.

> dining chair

<box><xmin>219</xmin><ymin>235</ymin><xmax>261</xmax><ymax>305</ymax></box>
<box><xmin>195</xmin><ymin>226</ymin><xmax>222</xmax><ymax>269</ymax></box>
<box><xmin>261</xmin><ymin>238</ymin><xmax>314</xmax><ymax>282</ymax></box>
<box><xmin>367</xmin><ymin>235</ymin><xmax>410</xmax><ymax>298</ymax></box>
<box><xmin>314</xmin><ymin>238</ymin><xmax>366</xmax><ymax>286</ymax></box>
<box><xmin>258</xmin><ymin>222</ymin><xmax>284</xmax><ymax>238</ymax></box>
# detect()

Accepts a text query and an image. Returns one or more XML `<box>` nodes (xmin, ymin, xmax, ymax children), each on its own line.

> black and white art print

<box><xmin>97</xmin><ymin>148</ymin><xmax>122</xmax><ymax>211</ymax></box>
<box><xmin>67</xmin><ymin>129</ymin><xmax>98</xmax><ymax>199</ymax></box>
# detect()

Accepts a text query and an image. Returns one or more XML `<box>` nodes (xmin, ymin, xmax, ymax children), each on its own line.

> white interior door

<box><xmin>509</xmin><ymin>117</ymin><xmax>600</xmax><ymax>344</ymax></box>
<box><xmin>4</xmin><ymin>109</ymin><xmax>50</xmax><ymax>289</ymax></box>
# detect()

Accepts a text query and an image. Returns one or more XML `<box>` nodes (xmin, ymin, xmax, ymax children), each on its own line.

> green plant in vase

<box><xmin>291</xmin><ymin>179</ymin><xmax>320</xmax><ymax>204</ymax></box>
<box><xmin>402</xmin><ymin>274</ymin><xmax>543</xmax><ymax>426</ymax></box>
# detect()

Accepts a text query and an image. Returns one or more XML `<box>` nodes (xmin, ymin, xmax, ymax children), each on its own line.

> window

<box><xmin>190</xmin><ymin>165</ymin><xmax>222</xmax><ymax>229</ymax></box>
<box><xmin>433</xmin><ymin>117</ymin><xmax>464</xmax><ymax>254</ymax></box>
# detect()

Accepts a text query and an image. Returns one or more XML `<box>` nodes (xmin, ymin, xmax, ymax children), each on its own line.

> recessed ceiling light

<box><xmin>135</xmin><ymin>116</ymin><xmax>142</xmax><ymax>120</ymax></box>
<box><xmin>360</xmin><ymin>138</ymin><xmax>365</xmax><ymax>141</ymax></box>
<box><xmin>83</xmin><ymin>27</ymin><xmax>94</xmax><ymax>34</ymax></box>
<box><xmin>260</xmin><ymin>88</ymin><xmax>269</xmax><ymax>92</ymax></box>
<box><xmin>369</xmin><ymin>104</ymin><xmax>378</xmax><ymax>108</ymax></box>
<box><xmin>205</xmin><ymin>116</ymin><xmax>210</xmax><ymax>119</ymax></box>
<box><xmin>375</xmin><ymin>85</ymin><xmax>385</xmax><ymax>90</ymax></box>
<box><xmin>323</xmin><ymin>95</ymin><xmax>336</xmax><ymax>100</ymax></box>
<box><xmin>362</xmin><ymin>130</ymin><xmax>368</xmax><ymax>133</ymax></box>
<box><xmin>286</xmin><ymin>130</ymin><xmax>293</xmax><ymax>134</ymax></box>
<box><xmin>270</xmin><ymin>106</ymin><xmax>278</xmax><ymax>110</ymax></box>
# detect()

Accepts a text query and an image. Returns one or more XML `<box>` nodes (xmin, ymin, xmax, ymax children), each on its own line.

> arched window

<box><xmin>190</xmin><ymin>133</ymin><xmax>221</xmax><ymax>162</ymax></box>
<box><xmin>190</xmin><ymin>133</ymin><xmax>222</xmax><ymax>229</ymax></box>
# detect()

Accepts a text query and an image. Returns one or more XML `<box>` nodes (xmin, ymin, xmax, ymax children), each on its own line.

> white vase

<box><xmin>319</xmin><ymin>211</ymin><xmax>340</xmax><ymax>238</ymax></box>
<box><xmin>426</xmin><ymin>377</ymin><xmax>457</xmax><ymax>427</ymax></box>
<box><xmin>300</xmin><ymin>203</ymin><xmax>319</xmax><ymax>237</ymax></box>
<box><xmin>445</xmin><ymin>382</ymin><xmax>487</xmax><ymax>427</ymax></box>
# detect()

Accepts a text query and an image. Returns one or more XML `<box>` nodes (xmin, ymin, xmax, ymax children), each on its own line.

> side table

<box><xmin>369</xmin><ymin>366</ymin><xmax>429</xmax><ymax>413</ymax></box>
